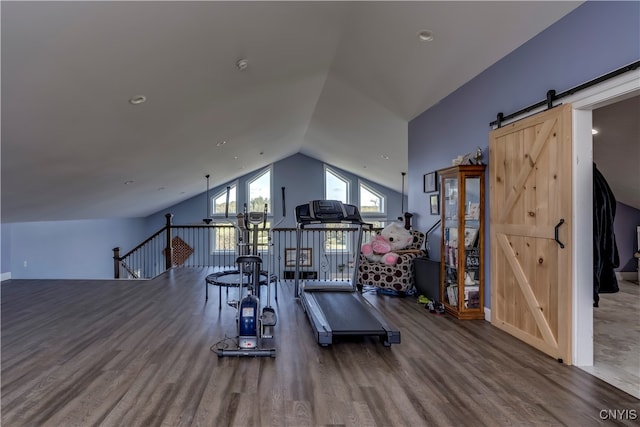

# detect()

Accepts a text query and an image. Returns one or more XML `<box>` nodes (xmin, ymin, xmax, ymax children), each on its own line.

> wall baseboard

<box><xmin>1</xmin><ymin>272</ymin><xmax>12</xmax><ymax>282</ymax></box>
<box><xmin>616</xmin><ymin>271</ymin><xmax>638</xmax><ymax>282</ymax></box>
<box><xmin>484</xmin><ymin>307</ymin><xmax>491</xmax><ymax>322</ymax></box>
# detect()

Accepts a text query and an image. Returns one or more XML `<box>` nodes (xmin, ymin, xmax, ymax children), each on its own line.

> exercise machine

<box><xmin>205</xmin><ymin>208</ymin><xmax>278</xmax><ymax>308</ymax></box>
<box><xmin>294</xmin><ymin>200</ymin><xmax>401</xmax><ymax>347</ymax></box>
<box><xmin>216</xmin><ymin>205</ymin><xmax>277</xmax><ymax>357</ymax></box>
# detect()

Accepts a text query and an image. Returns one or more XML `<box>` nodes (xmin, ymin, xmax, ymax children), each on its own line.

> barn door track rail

<box><xmin>491</xmin><ymin>60</ymin><xmax>640</xmax><ymax>128</ymax></box>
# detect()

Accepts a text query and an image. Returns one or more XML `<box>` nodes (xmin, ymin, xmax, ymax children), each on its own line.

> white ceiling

<box><xmin>1</xmin><ymin>1</ymin><xmax>583</xmax><ymax>223</ymax></box>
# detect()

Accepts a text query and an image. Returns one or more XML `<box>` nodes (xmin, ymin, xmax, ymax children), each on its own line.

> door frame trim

<box><xmin>569</xmin><ymin>70</ymin><xmax>639</xmax><ymax>366</ymax></box>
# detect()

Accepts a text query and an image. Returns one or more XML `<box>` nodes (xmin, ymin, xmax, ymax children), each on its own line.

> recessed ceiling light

<box><xmin>592</xmin><ymin>128</ymin><xmax>599</xmax><ymax>135</ymax></box>
<box><xmin>381</xmin><ymin>155</ymin><xmax>390</xmax><ymax>160</ymax></box>
<box><xmin>128</xmin><ymin>95</ymin><xmax>146</xmax><ymax>105</ymax></box>
<box><xmin>158</xmin><ymin>187</ymin><xmax>166</xmax><ymax>191</ymax></box>
<box><xmin>236</xmin><ymin>59</ymin><xmax>249</xmax><ymax>71</ymax></box>
<box><xmin>216</xmin><ymin>140</ymin><xmax>227</xmax><ymax>147</ymax></box>
<box><xmin>124</xmin><ymin>180</ymin><xmax>135</xmax><ymax>185</ymax></box>
<box><xmin>417</xmin><ymin>30</ymin><xmax>434</xmax><ymax>42</ymax></box>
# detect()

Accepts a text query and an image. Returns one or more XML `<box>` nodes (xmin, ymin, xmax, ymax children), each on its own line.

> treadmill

<box><xmin>294</xmin><ymin>200</ymin><xmax>401</xmax><ymax>347</ymax></box>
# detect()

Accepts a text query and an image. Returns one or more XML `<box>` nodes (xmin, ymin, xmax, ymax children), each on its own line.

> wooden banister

<box><xmin>113</xmin><ymin>247</ymin><xmax>120</xmax><ymax>279</ymax></box>
<box><xmin>165</xmin><ymin>213</ymin><xmax>173</xmax><ymax>270</ymax></box>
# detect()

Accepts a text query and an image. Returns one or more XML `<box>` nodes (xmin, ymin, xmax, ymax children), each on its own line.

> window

<box><xmin>245</xmin><ymin>168</ymin><xmax>272</xmax><ymax>250</ymax></box>
<box><xmin>248</xmin><ymin>167</ymin><xmax>271</xmax><ymax>213</ymax></box>
<box><xmin>323</xmin><ymin>166</ymin><xmax>353</xmax><ymax>253</ymax></box>
<box><xmin>213</xmin><ymin>224</ymin><xmax>236</xmax><ymax>253</ymax></box>
<box><xmin>211</xmin><ymin>184</ymin><xmax>237</xmax><ymax>252</ymax></box>
<box><xmin>325</xmin><ymin>166</ymin><xmax>350</xmax><ymax>203</ymax></box>
<box><xmin>359</xmin><ymin>181</ymin><xmax>386</xmax><ymax>234</ymax></box>
<box><xmin>323</xmin><ymin>224</ymin><xmax>349</xmax><ymax>253</ymax></box>
<box><xmin>252</xmin><ymin>221</ymin><xmax>271</xmax><ymax>253</ymax></box>
<box><xmin>359</xmin><ymin>182</ymin><xmax>385</xmax><ymax>215</ymax></box>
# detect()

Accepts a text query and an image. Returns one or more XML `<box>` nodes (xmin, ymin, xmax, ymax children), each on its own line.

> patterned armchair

<box><xmin>357</xmin><ymin>229</ymin><xmax>426</xmax><ymax>294</ymax></box>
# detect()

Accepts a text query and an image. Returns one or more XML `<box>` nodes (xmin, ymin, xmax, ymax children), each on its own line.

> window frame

<box><xmin>358</xmin><ymin>180</ymin><xmax>386</xmax><ymax>216</ymax></box>
<box><xmin>247</xmin><ymin>166</ymin><xmax>273</xmax><ymax>215</ymax></box>
<box><xmin>324</xmin><ymin>165</ymin><xmax>351</xmax><ymax>204</ymax></box>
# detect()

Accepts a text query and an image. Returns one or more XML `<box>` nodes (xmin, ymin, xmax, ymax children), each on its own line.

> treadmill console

<box><xmin>295</xmin><ymin>200</ymin><xmax>363</xmax><ymax>224</ymax></box>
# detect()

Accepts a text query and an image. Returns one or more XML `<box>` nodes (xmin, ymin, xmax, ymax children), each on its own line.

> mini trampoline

<box><xmin>205</xmin><ymin>270</ymin><xmax>277</xmax><ymax>309</ymax></box>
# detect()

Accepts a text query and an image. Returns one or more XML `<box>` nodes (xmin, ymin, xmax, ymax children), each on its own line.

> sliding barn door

<box><xmin>489</xmin><ymin>104</ymin><xmax>573</xmax><ymax>364</ymax></box>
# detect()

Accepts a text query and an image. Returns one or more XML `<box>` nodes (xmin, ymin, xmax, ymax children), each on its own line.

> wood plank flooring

<box><xmin>2</xmin><ymin>268</ymin><xmax>639</xmax><ymax>426</ymax></box>
<box><xmin>580</xmin><ymin>279</ymin><xmax>640</xmax><ymax>399</ymax></box>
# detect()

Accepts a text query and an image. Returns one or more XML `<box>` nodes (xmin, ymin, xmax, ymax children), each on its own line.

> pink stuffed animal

<box><xmin>361</xmin><ymin>222</ymin><xmax>413</xmax><ymax>265</ymax></box>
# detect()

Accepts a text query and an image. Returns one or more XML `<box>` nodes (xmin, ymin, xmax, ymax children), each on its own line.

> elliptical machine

<box><xmin>217</xmin><ymin>204</ymin><xmax>277</xmax><ymax>358</ymax></box>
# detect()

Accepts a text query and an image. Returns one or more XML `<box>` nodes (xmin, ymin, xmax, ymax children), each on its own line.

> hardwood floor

<box><xmin>581</xmin><ymin>279</ymin><xmax>640</xmax><ymax>399</ymax></box>
<box><xmin>2</xmin><ymin>268</ymin><xmax>638</xmax><ymax>426</ymax></box>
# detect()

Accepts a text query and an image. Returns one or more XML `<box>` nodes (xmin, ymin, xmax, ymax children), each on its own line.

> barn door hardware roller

<box><xmin>494</xmin><ymin>89</ymin><xmax>555</xmax><ymax>129</ymax></box>
<box><xmin>554</xmin><ymin>218</ymin><xmax>565</xmax><ymax>249</ymax></box>
<box><xmin>545</xmin><ymin>90</ymin><xmax>556</xmax><ymax>110</ymax></box>
<box><xmin>490</xmin><ymin>60</ymin><xmax>640</xmax><ymax>128</ymax></box>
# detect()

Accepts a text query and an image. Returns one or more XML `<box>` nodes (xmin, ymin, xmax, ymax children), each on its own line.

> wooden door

<box><xmin>489</xmin><ymin>104</ymin><xmax>572</xmax><ymax>364</ymax></box>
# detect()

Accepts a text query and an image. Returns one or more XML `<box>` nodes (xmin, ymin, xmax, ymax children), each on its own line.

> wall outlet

<box><xmin>23</xmin><ymin>260</ymin><xmax>27</xmax><ymax>267</ymax></box>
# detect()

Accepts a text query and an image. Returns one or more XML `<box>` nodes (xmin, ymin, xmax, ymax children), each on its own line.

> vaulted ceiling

<box><xmin>1</xmin><ymin>1</ymin><xmax>583</xmax><ymax>222</ymax></box>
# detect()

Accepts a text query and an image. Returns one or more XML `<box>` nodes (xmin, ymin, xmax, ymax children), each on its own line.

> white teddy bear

<box><xmin>361</xmin><ymin>222</ymin><xmax>413</xmax><ymax>265</ymax></box>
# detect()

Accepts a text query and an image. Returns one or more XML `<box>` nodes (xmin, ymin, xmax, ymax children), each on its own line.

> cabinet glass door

<box><xmin>443</xmin><ymin>177</ymin><xmax>459</xmax><ymax>306</ymax></box>
<box><xmin>438</xmin><ymin>164</ymin><xmax>485</xmax><ymax>319</ymax></box>
<box><xmin>462</xmin><ymin>176</ymin><xmax>481</xmax><ymax>309</ymax></box>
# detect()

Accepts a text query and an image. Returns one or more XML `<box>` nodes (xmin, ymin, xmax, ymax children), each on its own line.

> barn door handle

<box><xmin>554</xmin><ymin>219</ymin><xmax>565</xmax><ymax>249</ymax></box>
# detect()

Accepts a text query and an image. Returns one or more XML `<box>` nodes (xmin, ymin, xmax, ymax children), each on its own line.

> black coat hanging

<box><xmin>592</xmin><ymin>163</ymin><xmax>619</xmax><ymax>306</ymax></box>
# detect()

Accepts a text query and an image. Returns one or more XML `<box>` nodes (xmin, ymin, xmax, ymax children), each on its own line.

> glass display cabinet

<box><xmin>439</xmin><ymin>164</ymin><xmax>485</xmax><ymax>319</ymax></box>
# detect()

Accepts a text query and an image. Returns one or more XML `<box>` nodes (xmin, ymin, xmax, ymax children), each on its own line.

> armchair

<box><xmin>357</xmin><ymin>229</ymin><xmax>426</xmax><ymax>294</ymax></box>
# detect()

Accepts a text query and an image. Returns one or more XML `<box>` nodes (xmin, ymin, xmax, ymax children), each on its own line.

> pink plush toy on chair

<box><xmin>361</xmin><ymin>222</ymin><xmax>413</xmax><ymax>265</ymax></box>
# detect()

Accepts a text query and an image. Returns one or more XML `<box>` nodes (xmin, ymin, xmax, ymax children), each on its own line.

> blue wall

<box><xmin>615</xmin><ymin>202</ymin><xmax>640</xmax><ymax>273</ymax></box>
<box><xmin>408</xmin><ymin>2</ymin><xmax>640</xmax><ymax>307</ymax></box>
<box><xmin>3</xmin><ymin>154</ymin><xmax>404</xmax><ymax>279</ymax></box>
<box><xmin>7</xmin><ymin>219</ymin><xmax>144</xmax><ymax>279</ymax></box>
<box><xmin>1</xmin><ymin>223</ymin><xmax>11</xmax><ymax>276</ymax></box>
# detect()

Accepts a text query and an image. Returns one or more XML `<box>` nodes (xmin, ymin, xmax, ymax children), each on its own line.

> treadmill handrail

<box><xmin>295</xmin><ymin>200</ymin><xmax>366</xmax><ymax>226</ymax></box>
<box><xmin>298</xmin><ymin>220</ymin><xmax>371</xmax><ymax>229</ymax></box>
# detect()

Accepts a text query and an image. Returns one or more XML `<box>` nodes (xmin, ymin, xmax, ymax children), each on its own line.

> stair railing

<box><xmin>113</xmin><ymin>213</ymin><xmax>381</xmax><ymax>280</ymax></box>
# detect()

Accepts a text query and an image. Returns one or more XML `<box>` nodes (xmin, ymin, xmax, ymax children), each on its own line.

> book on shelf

<box><xmin>466</xmin><ymin>290</ymin><xmax>480</xmax><ymax>309</ymax></box>
<box><xmin>447</xmin><ymin>285</ymin><xmax>458</xmax><ymax>306</ymax></box>
<box><xmin>446</xmin><ymin>268</ymin><xmax>457</xmax><ymax>283</ymax></box>
<box><xmin>447</xmin><ymin>246</ymin><xmax>457</xmax><ymax>266</ymax></box>
<box><xmin>464</xmin><ymin>284</ymin><xmax>479</xmax><ymax>297</ymax></box>
<box><xmin>465</xmin><ymin>248</ymin><xmax>480</xmax><ymax>269</ymax></box>
<box><xmin>463</xmin><ymin>283</ymin><xmax>480</xmax><ymax>309</ymax></box>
